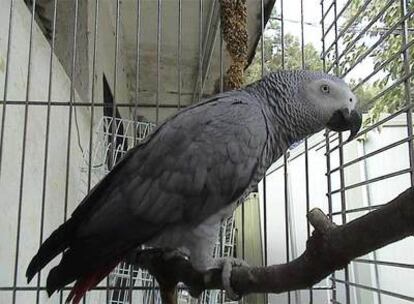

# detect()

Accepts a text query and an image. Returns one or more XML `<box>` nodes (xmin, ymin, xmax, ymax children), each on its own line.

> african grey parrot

<box><xmin>26</xmin><ymin>70</ymin><xmax>362</xmax><ymax>303</ymax></box>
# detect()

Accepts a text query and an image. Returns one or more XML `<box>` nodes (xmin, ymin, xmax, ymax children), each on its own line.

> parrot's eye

<box><xmin>320</xmin><ymin>84</ymin><xmax>330</xmax><ymax>94</ymax></box>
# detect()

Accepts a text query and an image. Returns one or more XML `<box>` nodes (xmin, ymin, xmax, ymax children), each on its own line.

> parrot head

<box><xmin>301</xmin><ymin>72</ymin><xmax>362</xmax><ymax>142</ymax></box>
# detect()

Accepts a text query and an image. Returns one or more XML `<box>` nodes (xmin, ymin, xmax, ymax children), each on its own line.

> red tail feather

<box><xmin>65</xmin><ymin>260</ymin><xmax>121</xmax><ymax>304</ymax></box>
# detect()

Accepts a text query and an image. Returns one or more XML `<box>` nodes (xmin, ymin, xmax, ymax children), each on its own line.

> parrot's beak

<box><xmin>327</xmin><ymin>108</ymin><xmax>362</xmax><ymax>142</ymax></box>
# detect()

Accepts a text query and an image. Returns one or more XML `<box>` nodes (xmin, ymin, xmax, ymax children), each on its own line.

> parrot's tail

<box><xmin>26</xmin><ymin>219</ymin><xmax>75</xmax><ymax>283</ymax></box>
<box><xmin>64</xmin><ymin>260</ymin><xmax>121</xmax><ymax>304</ymax></box>
<box><xmin>44</xmin><ymin>248</ymin><xmax>125</xmax><ymax>304</ymax></box>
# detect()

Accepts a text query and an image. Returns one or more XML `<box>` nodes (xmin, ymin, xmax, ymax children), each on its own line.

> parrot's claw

<box><xmin>161</xmin><ymin>248</ymin><xmax>189</xmax><ymax>261</ymax></box>
<box><xmin>209</xmin><ymin>257</ymin><xmax>249</xmax><ymax>301</ymax></box>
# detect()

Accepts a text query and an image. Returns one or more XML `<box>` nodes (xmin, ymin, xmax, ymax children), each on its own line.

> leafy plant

<box><xmin>343</xmin><ymin>0</ymin><xmax>414</xmax><ymax>126</ymax></box>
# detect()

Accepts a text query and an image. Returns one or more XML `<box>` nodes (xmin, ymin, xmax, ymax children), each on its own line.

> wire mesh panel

<box><xmin>79</xmin><ymin>116</ymin><xmax>155</xmax><ymax>304</ymax></box>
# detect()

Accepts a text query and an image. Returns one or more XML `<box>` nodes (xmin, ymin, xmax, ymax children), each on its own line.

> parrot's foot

<box><xmin>208</xmin><ymin>257</ymin><xmax>249</xmax><ymax>300</ymax></box>
<box><xmin>161</xmin><ymin>248</ymin><xmax>189</xmax><ymax>261</ymax></box>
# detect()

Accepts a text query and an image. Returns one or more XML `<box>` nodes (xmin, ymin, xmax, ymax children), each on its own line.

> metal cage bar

<box><xmin>62</xmin><ymin>1</ymin><xmax>80</xmax><ymax>303</ymax></box>
<box><xmin>321</xmin><ymin>0</ymin><xmax>414</xmax><ymax>303</ymax></box>
<box><xmin>333</xmin><ymin>278</ymin><xmax>414</xmax><ymax>302</ymax></box>
<box><xmin>1</xmin><ymin>0</ymin><xmax>414</xmax><ymax>303</ymax></box>
<box><xmin>300</xmin><ymin>0</ymin><xmax>314</xmax><ymax>301</ymax></box>
<box><xmin>13</xmin><ymin>1</ymin><xmax>37</xmax><ymax>303</ymax></box>
<box><xmin>36</xmin><ymin>0</ymin><xmax>59</xmax><ymax>303</ymax></box>
<box><xmin>0</xmin><ymin>0</ymin><xmax>15</xmax><ymax>178</ymax></box>
<box><xmin>321</xmin><ymin>1</ymin><xmax>337</xmax><ymax>301</ymax></box>
<box><xmin>400</xmin><ymin>0</ymin><xmax>414</xmax><ymax>187</ymax></box>
<box><xmin>333</xmin><ymin>0</ymin><xmax>351</xmax><ymax>301</ymax></box>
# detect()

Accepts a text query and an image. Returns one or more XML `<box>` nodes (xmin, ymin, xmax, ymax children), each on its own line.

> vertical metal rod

<box><xmin>197</xmin><ymin>0</ymin><xmax>217</xmax><ymax>100</ymax></box>
<box><xmin>321</xmin><ymin>1</ymin><xmax>336</xmax><ymax>301</ymax></box>
<box><xmin>62</xmin><ymin>0</ymin><xmax>79</xmax><ymax>213</ymax></box>
<box><xmin>279</xmin><ymin>0</ymin><xmax>290</xmax><ymax>303</ymax></box>
<box><xmin>177</xmin><ymin>0</ymin><xmax>182</xmax><ymax>110</ymax></box>
<box><xmin>332</xmin><ymin>0</ymin><xmax>340</xmax><ymax>76</ymax></box>
<box><xmin>361</xmin><ymin>143</ymin><xmax>382</xmax><ymax>304</ymax></box>
<box><xmin>300</xmin><ymin>0</ymin><xmax>313</xmax><ymax>302</ymax></box>
<box><xmin>133</xmin><ymin>0</ymin><xmax>141</xmax><ymax>145</ymax></box>
<box><xmin>12</xmin><ymin>1</ymin><xmax>37</xmax><ymax>302</ymax></box>
<box><xmin>156</xmin><ymin>0</ymin><xmax>162</xmax><ymax>125</ymax></box>
<box><xmin>240</xmin><ymin>0</ymin><xmax>246</xmax><ymax>284</ymax></box>
<box><xmin>87</xmin><ymin>1</ymin><xmax>100</xmax><ymax>303</ymax></box>
<box><xmin>128</xmin><ymin>264</ymin><xmax>134</xmax><ymax>304</ymax></box>
<box><xmin>332</xmin><ymin>0</ymin><xmax>351</xmax><ymax>302</ymax></box>
<box><xmin>283</xmin><ymin>154</ymin><xmax>291</xmax><ymax>304</ymax></box>
<box><xmin>152</xmin><ymin>0</ymin><xmax>162</xmax><ymax>301</ymax></box>
<box><xmin>400</xmin><ymin>0</ymin><xmax>414</xmax><ymax>187</ymax></box>
<box><xmin>64</xmin><ymin>0</ymin><xmax>79</xmax><ymax>220</ymax></box>
<box><xmin>260</xmin><ymin>0</ymin><xmax>265</xmax><ymax>76</ymax></box>
<box><xmin>300</xmin><ymin>0</ymin><xmax>305</xmax><ymax>69</ymax></box>
<box><xmin>108</xmin><ymin>2</ymin><xmax>121</xmax><ymax>301</ymax></box>
<box><xmin>61</xmin><ymin>1</ymin><xmax>80</xmax><ymax>302</ymax></box>
<box><xmin>324</xmin><ymin>131</ymin><xmax>337</xmax><ymax>300</ymax></box>
<box><xmin>304</xmin><ymin>139</ymin><xmax>312</xmax><ymax>303</ymax></box>
<box><xmin>36</xmin><ymin>0</ymin><xmax>59</xmax><ymax>302</ymax></box>
<box><xmin>220</xmin><ymin>20</ymin><xmax>224</xmax><ymax>94</ymax></box>
<box><xmin>338</xmin><ymin>129</ymin><xmax>351</xmax><ymax>304</ymax></box>
<box><xmin>0</xmin><ymin>0</ymin><xmax>15</xmax><ymax>179</ymax></box>
<box><xmin>280</xmin><ymin>0</ymin><xmax>285</xmax><ymax>70</ymax></box>
<box><xmin>219</xmin><ymin>19</ymin><xmax>224</xmax><ymax>304</ymax></box>
<box><xmin>241</xmin><ymin>0</ymin><xmax>246</xmax><ymax>269</ymax></box>
<box><xmin>198</xmin><ymin>0</ymin><xmax>203</xmax><ymax>102</ymax></box>
<box><xmin>130</xmin><ymin>0</ymin><xmax>141</xmax><ymax>302</ymax></box>
<box><xmin>259</xmin><ymin>2</ymin><xmax>268</xmax><ymax>304</ymax></box>
<box><xmin>219</xmin><ymin>224</ymin><xmax>224</xmax><ymax>304</ymax></box>
<box><xmin>260</xmin><ymin>0</ymin><xmax>265</xmax><ymax>225</ymax></box>
<box><xmin>111</xmin><ymin>0</ymin><xmax>120</xmax><ymax>169</ymax></box>
<box><xmin>87</xmin><ymin>0</ymin><xmax>100</xmax><ymax>193</ymax></box>
<box><xmin>320</xmin><ymin>0</ymin><xmax>327</xmax><ymax>72</ymax></box>
<box><xmin>241</xmin><ymin>202</ymin><xmax>245</xmax><ymax>260</ymax></box>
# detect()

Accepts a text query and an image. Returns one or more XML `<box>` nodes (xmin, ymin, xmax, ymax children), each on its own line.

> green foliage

<box><xmin>244</xmin><ymin>0</ymin><xmax>414</xmax><ymax>125</ymax></box>
<box><xmin>245</xmin><ymin>1</ymin><xmax>414</xmax><ymax>127</ymax></box>
<box><xmin>244</xmin><ymin>18</ymin><xmax>323</xmax><ymax>85</ymax></box>
<box><xmin>342</xmin><ymin>0</ymin><xmax>414</xmax><ymax>126</ymax></box>
<box><xmin>244</xmin><ymin>10</ymin><xmax>376</xmax><ymax>117</ymax></box>
<box><xmin>349</xmin><ymin>79</ymin><xmax>379</xmax><ymax>112</ymax></box>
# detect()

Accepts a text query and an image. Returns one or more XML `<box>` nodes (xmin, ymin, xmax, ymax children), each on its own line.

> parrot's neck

<box><xmin>245</xmin><ymin>76</ymin><xmax>324</xmax><ymax>157</ymax></box>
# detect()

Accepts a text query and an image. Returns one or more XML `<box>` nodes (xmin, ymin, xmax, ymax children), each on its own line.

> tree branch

<box><xmin>130</xmin><ymin>187</ymin><xmax>414</xmax><ymax>303</ymax></box>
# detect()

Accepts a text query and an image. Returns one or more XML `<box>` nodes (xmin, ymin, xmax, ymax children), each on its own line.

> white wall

<box><xmin>260</xmin><ymin>131</ymin><xmax>333</xmax><ymax>304</ymax></box>
<box><xmin>260</xmin><ymin>114</ymin><xmax>414</xmax><ymax>304</ymax></box>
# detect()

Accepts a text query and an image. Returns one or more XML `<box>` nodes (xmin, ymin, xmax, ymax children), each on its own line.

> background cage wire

<box><xmin>0</xmin><ymin>0</ymin><xmax>414</xmax><ymax>304</ymax></box>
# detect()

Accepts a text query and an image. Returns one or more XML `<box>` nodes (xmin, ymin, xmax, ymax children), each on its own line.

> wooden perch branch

<box><xmin>130</xmin><ymin>187</ymin><xmax>414</xmax><ymax>303</ymax></box>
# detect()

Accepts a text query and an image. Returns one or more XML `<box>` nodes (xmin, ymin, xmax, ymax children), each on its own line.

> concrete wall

<box><xmin>0</xmin><ymin>0</ymin><xmax>132</xmax><ymax>302</ymax></box>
